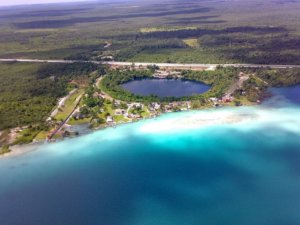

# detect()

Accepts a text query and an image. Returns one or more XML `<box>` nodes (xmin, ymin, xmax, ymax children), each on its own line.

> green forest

<box><xmin>0</xmin><ymin>62</ymin><xmax>105</xmax><ymax>130</ymax></box>
<box><xmin>0</xmin><ymin>0</ymin><xmax>300</xmax><ymax>64</ymax></box>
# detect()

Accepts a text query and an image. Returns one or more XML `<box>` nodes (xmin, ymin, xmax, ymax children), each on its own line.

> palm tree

<box><xmin>90</xmin><ymin>109</ymin><xmax>99</xmax><ymax>124</ymax></box>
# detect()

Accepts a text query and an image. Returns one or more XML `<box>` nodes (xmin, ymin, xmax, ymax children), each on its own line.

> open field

<box><xmin>183</xmin><ymin>39</ymin><xmax>199</xmax><ymax>48</ymax></box>
<box><xmin>54</xmin><ymin>89</ymin><xmax>84</xmax><ymax>121</ymax></box>
<box><xmin>140</xmin><ymin>27</ymin><xmax>198</xmax><ymax>33</ymax></box>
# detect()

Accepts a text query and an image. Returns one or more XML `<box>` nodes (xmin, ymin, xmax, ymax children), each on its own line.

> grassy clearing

<box><xmin>140</xmin><ymin>26</ymin><xmax>198</xmax><ymax>33</ymax></box>
<box><xmin>14</xmin><ymin>128</ymin><xmax>40</xmax><ymax>145</ymax></box>
<box><xmin>35</xmin><ymin>131</ymin><xmax>49</xmax><ymax>141</ymax></box>
<box><xmin>183</xmin><ymin>38</ymin><xmax>199</xmax><ymax>48</ymax></box>
<box><xmin>68</xmin><ymin>117</ymin><xmax>91</xmax><ymax>125</ymax></box>
<box><xmin>103</xmin><ymin>101</ymin><xmax>114</xmax><ymax>116</ymax></box>
<box><xmin>54</xmin><ymin>89</ymin><xmax>84</xmax><ymax>121</ymax></box>
<box><xmin>141</xmin><ymin>106</ymin><xmax>150</xmax><ymax>118</ymax></box>
<box><xmin>114</xmin><ymin>115</ymin><xmax>130</xmax><ymax>123</ymax></box>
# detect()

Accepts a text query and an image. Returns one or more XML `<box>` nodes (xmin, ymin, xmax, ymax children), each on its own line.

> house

<box><xmin>186</xmin><ymin>101</ymin><xmax>192</xmax><ymax>109</ymax></box>
<box><xmin>153</xmin><ymin>71</ymin><xmax>170</xmax><ymax>79</ymax></box>
<box><xmin>113</xmin><ymin>100</ymin><xmax>121</xmax><ymax>107</ymax></box>
<box><xmin>153</xmin><ymin>70</ymin><xmax>182</xmax><ymax>79</ymax></box>
<box><xmin>132</xmin><ymin>103</ymin><xmax>142</xmax><ymax>109</ymax></box>
<box><xmin>132</xmin><ymin>114</ymin><xmax>142</xmax><ymax>119</ymax></box>
<box><xmin>222</xmin><ymin>95</ymin><xmax>234</xmax><ymax>103</ymax></box>
<box><xmin>104</xmin><ymin>42</ymin><xmax>112</xmax><ymax>48</ymax></box>
<box><xmin>209</xmin><ymin>97</ymin><xmax>218</xmax><ymax>102</ymax></box>
<box><xmin>115</xmin><ymin>109</ymin><xmax>126</xmax><ymax>115</ymax></box>
<box><xmin>73</xmin><ymin>112</ymin><xmax>82</xmax><ymax>120</ymax></box>
<box><xmin>154</xmin><ymin>103</ymin><xmax>160</xmax><ymax>110</ymax></box>
<box><xmin>126</xmin><ymin>113</ymin><xmax>142</xmax><ymax>119</ymax></box>
<box><xmin>101</xmin><ymin>56</ymin><xmax>114</xmax><ymax>61</ymax></box>
<box><xmin>209</xmin><ymin>97</ymin><xmax>220</xmax><ymax>107</ymax></box>
<box><xmin>164</xmin><ymin>104</ymin><xmax>173</xmax><ymax>112</ymax></box>
<box><xmin>148</xmin><ymin>106</ymin><xmax>155</xmax><ymax>112</ymax></box>
<box><xmin>106</xmin><ymin>116</ymin><xmax>114</xmax><ymax>123</ymax></box>
<box><xmin>149</xmin><ymin>102</ymin><xmax>161</xmax><ymax>111</ymax></box>
<box><xmin>93</xmin><ymin>92</ymin><xmax>103</xmax><ymax>99</ymax></box>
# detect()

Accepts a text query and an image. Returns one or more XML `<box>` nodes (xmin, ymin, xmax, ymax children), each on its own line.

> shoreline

<box><xmin>1</xmin><ymin>141</ymin><xmax>44</xmax><ymax>159</ymax></box>
<box><xmin>0</xmin><ymin>104</ymin><xmax>252</xmax><ymax>159</ymax></box>
<box><xmin>0</xmin><ymin>116</ymin><xmax>152</xmax><ymax>159</ymax></box>
<box><xmin>3</xmin><ymin>84</ymin><xmax>298</xmax><ymax>159</ymax></box>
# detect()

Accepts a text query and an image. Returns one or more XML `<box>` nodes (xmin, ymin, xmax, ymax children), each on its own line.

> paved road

<box><xmin>1</xmin><ymin>58</ymin><xmax>300</xmax><ymax>69</ymax></box>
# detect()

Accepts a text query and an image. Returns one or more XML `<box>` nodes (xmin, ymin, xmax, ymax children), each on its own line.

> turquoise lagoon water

<box><xmin>1</xmin><ymin>87</ymin><xmax>300</xmax><ymax>225</ymax></box>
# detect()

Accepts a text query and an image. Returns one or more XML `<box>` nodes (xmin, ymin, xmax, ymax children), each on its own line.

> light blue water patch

<box><xmin>1</xmin><ymin>88</ymin><xmax>300</xmax><ymax>225</ymax></box>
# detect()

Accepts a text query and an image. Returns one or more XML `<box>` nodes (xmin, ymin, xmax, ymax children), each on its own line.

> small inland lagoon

<box><xmin>121</xmin><ymin>78</ymin><xmax>211</xmax><ymax>97</ymax></box>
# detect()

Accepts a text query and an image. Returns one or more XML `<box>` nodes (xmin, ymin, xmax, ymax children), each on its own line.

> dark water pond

<box><xmin>121</xmin><ymin>79</ymin><xmax>211</xmax><ymax>98</ymax></box>
<box><xmin>268</xmin><ymin>85</ymin><xmax>300</xmax><ymax>106</ymax></box>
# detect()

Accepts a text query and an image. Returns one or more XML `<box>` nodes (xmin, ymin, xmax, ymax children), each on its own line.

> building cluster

<box><xmin>104</xmin><ymin>100</ymin><xmax>194</xmax><ymax>126</ymax></box>
<box><xmin>106</xmin><ymin>102</ymin><xmax>145</xmax><ymax>125</ymax></box>
<box><xmin>153</xmin><ymin>70</ymin><xmax>182</xmax><ymax>79</ymax></box>
<box><xmin>209</xmin><ymin>95</ymin><xmax>235</xmax><ymax>107</ymax></box>
<box><xmin>162</xmin><ymin>101</ymin><xmax>191</xmax><ymax>112</ymax></box>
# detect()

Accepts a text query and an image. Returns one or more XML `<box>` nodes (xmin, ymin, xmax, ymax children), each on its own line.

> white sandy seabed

<box><xmin>138</xmin><ymin>105</ymin><xmax>300</xmax><ymax>135</ymax></box>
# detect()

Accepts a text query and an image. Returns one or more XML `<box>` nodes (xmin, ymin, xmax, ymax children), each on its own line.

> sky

<box><xmin>0</xmin><ymin>0</ymin><xmax>91</xmax><ymax>6</ymax></box>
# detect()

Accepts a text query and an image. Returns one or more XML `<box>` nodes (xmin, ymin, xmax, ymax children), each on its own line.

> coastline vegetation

<box><xmin>100</xmin><ymin>67</ymin><xmax>240</xmax><ymax>103</ymax></box>
<box><xmin>255</xmin><ymin>68</ymin><xmax>300</xmax><ymax>87</ymax></box>
<box><xmin>0</xmin><ymin>62</ymin><xmax>105</xmax><ymax>147</ymax></box>
<box><xmin>0</xmin><ymin>62</ymin><xmax>105</xmax><ymax>131</ymax></box>
<box><xmin>0</xmin><ymin>144</ymin><xmax>11</xmax><ymax>155</ymax></box>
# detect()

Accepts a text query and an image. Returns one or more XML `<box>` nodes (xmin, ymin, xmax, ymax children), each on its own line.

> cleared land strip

<box><xmin>48</xmin><ymin>93</ymin><xmax>83</xmax><ymax>140</ymax></box>
<box><xmin>1</xmin><ymin>58</ymin><xmax>300</xmax><ymax>69</ymax></box>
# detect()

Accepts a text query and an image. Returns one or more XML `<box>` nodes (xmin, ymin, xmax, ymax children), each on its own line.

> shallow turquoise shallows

<box><xmin>0</xmin><ymin>87</ymin><xmax>300</xmax><ymax>225</ymax></box>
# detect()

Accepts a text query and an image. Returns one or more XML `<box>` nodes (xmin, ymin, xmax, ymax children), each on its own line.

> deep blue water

<box><xmin>121</xmin><ymin>79</ymin><xmax>211</xmax><ymax>97</ymax></box>
<box><xmin>0</xmin><ymin>86</ymin><xmax>300</xmax><ymax>225</ymax></box>
<box><xmin>270</xmin><ymin>85</ymin><xmax>300</xmax><ymax>105</ymax></box>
